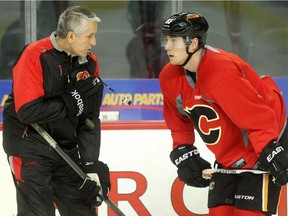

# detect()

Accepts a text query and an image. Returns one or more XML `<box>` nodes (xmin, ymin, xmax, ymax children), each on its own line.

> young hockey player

<box><xmin>3</xmin><ymin>6</ymin><xmax>110</xmax><ymax>216</ymax></box>
<box><xmin>159</xmin><ymin>11</ymin><xmax>288</xmax><ymax>216</ymax></box>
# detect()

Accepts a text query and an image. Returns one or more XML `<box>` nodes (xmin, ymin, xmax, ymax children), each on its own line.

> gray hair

<box><xmin>56</xmin><ymin>6</ymin><xmax>101</xmax><ymax>38</ymax></box>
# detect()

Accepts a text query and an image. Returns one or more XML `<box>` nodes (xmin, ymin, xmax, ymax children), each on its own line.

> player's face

<box><xmin>70</xmin><ymin>21</ymin><xmax>98</xmax><ymax>57</ymax></box>
<box><xmin>163</xmin><ymin>36</ymin><xmax>188</xmax><ymax>65</ymax></box>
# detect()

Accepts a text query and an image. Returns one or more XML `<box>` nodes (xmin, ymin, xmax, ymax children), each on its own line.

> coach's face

<box><xmin>69</xmin><ymin>21</ymin><xmax>98</xmax><ymax>58</ymax></box>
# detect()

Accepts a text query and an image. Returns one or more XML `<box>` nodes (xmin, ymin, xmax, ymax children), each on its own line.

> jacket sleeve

<box><xmin>77</xmin><ymin>53</ymin><xmax>102</xmax><ymax>163</ymax></box>
<box><xmin>77</xmin><ymin>115</ymin><xmax>101</xmax><ymax>163</ymax></box>
<box><xmin>14</xmin><ymin>45</ymin><xmax>69</xmax><ymax>124</ymax></box>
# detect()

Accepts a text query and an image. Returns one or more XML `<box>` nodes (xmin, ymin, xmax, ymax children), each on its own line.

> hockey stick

<box><xmin>202</xmin><ymin>168</ymin><xmax>269</xmax><ymax>179</ymax></box>
<box><xmin>31</xmin><ymin>123</ymin><xmax>126</xmax><ymax>216</ymax></box>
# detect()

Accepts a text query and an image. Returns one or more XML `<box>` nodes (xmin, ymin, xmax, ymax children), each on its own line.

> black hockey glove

<box><xmin>62</xmin><ymin>76</ymin><xmax>103</xmax><ymax>117</ymax></box>
<box><xmin>170</xmin><ymin>144</ymin><xmax>211</xmax><ymax>187</ymax></box>
<box><xmin>79</xmin><ymin>176</ymin><xmax>102</xmax><ymax>206</ymax></box>
<box><xmin>82</xmin><ymin>161</ymin><xmax>111</xmax><ymax>200</ymax></box>
<box><xmin>258</xmin><ymin>140</ymin><xmax>288</xmax><ymax>186</ymax></box>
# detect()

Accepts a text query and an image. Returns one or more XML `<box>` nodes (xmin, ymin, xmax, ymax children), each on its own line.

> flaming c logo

<box><xmin>76</xmin><ymin>71</ymin><xmax>90</xmax><ymax>81</ymax></box>
<box><xmin>186</xmin><ymin>13</ymin><xmax>201</xmax><ymax>19</ymax></box>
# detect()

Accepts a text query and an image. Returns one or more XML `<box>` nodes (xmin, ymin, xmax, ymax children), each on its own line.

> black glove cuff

<box><xmin>258</xmin><ymin>140</ymin><xmax>283</xmax><ymax>168</ymax></box>
<box><xmin>82</xmin><ymin>161</ymin><xmax>111</xmax><ymax>190</ymax></box>
<box><xmin>258</xmin><ymin>140</ymin><xmax>288</xmax><ymax>185</ymax></box>
<box><xmin>170</xmin><ymin>144</ymin><xmax>199</xmax><ymax>167</ymax></box>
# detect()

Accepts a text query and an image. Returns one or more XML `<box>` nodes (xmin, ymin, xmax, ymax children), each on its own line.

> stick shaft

<box><xmin>31</xmin><ymin>123</ymin><xmax>126</xmax><ymax>216</ymax></box>
<box><xmin>203</xmin><ymin>168</ymin><xmax>268</xmax><ymax>175</ymax></box>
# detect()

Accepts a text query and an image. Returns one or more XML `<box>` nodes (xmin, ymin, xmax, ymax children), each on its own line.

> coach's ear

<box><xmin>67</xmin><ymin>30</ymin><xmax>76</xmax><ymax>42</ymax></box>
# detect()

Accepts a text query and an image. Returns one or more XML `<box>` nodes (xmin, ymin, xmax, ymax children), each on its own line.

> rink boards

<box><xmin>0</xmin><ymin>123</ymin><xmax>287</xmax><ymax>216</ymax></box>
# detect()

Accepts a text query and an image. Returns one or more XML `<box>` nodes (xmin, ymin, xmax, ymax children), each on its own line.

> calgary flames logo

<box><xmin>186</xmin><ymin>13</ymin><xmax>201</xmax><ymax>19</ymax></box>
<box><xmin>76</xmin><ymin>71</ymin><xmax>90</xmax><ymax>81</ymax></box>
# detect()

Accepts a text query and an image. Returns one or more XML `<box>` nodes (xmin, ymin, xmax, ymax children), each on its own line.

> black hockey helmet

<box><xmin>161</xmin><ymin>12</ymin><xmax>209</xmax><ymax>47</ymax></box>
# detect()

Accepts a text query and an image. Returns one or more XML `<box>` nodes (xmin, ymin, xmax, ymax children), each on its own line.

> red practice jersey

<box><xmin>159</xmin><ymin>46</ymin><xmax>286</xmax><ymax>169</ymax></box>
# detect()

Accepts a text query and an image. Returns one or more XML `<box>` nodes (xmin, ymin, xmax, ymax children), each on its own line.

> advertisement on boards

<box><xmin>0</xmin><ymin>79</ymin><xmax>164</xmax><ymax>123</ymax></box>
<box><xmin>1</xmin><ymin>78</ymin><xmax>288</xmax><ymax>123</ymax></box>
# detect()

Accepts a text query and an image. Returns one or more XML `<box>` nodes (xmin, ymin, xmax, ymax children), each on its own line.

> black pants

<box><xmin>8</xmin><ymin>147</ymin><xmax>97</xmax><ymax>216</ymax></box>
<box><xmin>208</xmin><ymin>172</ymin><xmax>282</xmax><ymax>215</ymax></box>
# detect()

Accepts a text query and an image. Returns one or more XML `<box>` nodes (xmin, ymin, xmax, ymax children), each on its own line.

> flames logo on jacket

<box><xmin>76</xmin><ymin>71</ymin><xmax>90</xmax><ymax>81</ymax></box>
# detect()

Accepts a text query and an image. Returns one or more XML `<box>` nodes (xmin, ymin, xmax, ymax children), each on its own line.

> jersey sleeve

<box><xmin>203</xmin><ymin>59</ymin><xmax>281</xmax><ymax>156</ymax></box>
<box><xmin>159</xmin><ymin>64</ymin><xmax>195</xmax><ymax>149</ymax></box>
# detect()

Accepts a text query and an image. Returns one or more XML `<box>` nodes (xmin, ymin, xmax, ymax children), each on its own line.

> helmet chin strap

<box><xmin>180</xmin><ymin>46</ymin><xmax>201</xmax><ymax>67</ymax></box>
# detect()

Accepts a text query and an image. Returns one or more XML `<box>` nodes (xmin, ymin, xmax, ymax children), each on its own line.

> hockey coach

<box><xmin>3</xmin><ymin>6</ymin><xmax>110</xmax><ymax>216</ymax></box>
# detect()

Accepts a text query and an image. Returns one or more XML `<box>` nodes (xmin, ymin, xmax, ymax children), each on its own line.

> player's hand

<box><xmin>258</xmin><ymin>140</ymin><xmax>288</xmax><ymax>186</ymax></box>
<box><xmin>170</xmin><ymin>144</ymin><xmax>211</xmax><ymax>187</ymax></box>
<box><xmin>82</xmin><ymin>161</ymin><xmax>111</xmax><ymax>199</ymax></box>
<box><xmin>62</xmin><ymin>76</ymin><xmax>103</xmax><ymax>116</ymax></box>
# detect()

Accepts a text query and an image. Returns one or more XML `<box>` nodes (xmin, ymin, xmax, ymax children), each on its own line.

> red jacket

<box><xmin>159</xmin><ymin>46</ymin><xmax>286</xmax><ymax>168</ymax></box>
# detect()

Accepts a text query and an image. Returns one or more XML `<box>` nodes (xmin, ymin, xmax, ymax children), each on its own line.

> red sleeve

<box><xmin>89</xmin><ymin>53</ymin><xmax>100</xmax><ymax>77</ymax></box>
<box><xmin>13</xmin><ymin>44</ymin><xmax>44</xmax><ymax>112</ymax></box>
<box><xmin>159</xmin><ymin>64</ymin><xmax>195</xmax><ymax>149</ymax></box>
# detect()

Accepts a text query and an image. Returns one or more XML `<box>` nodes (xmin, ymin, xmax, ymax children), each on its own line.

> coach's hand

<box><xmin>82</xmin><ymin>161</ymin><xmax>111</xmax><ymax>199</ymax></box>
<box><xmin>258</xmin><ymin>140</ymin><xmax>288</xmax><ymax>186</ymax></box>
<box><xmin>79</xmin><ymin>176</ymin><xmax>102</xmax><ymax>206</ymax></box>
<box><xmin>62</xmin><ymin>76</ymin><xmax>103</xmax><ymax>117</ymax></box>
<box><xmin>170</xmin><ymin>144</ymin><xmax>211</xmax><ymax>187</ymax></box>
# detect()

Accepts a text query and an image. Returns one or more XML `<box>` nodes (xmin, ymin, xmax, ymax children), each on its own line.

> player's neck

<box><xmin>183</xmin><ymin>48</ymin><xmax>203</xmax><ymax>72</ymax></box>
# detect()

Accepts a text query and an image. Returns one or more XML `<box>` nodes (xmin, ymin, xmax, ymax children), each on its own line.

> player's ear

<box><xmin>191</xmin><ymin>38</ymin><xmax>199</xmax><ymax>48</ymax></box>
<box><xmin>188</xmin><ymin>38</ymin><xmax>199</xmax><ymax>52</ymax></box>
